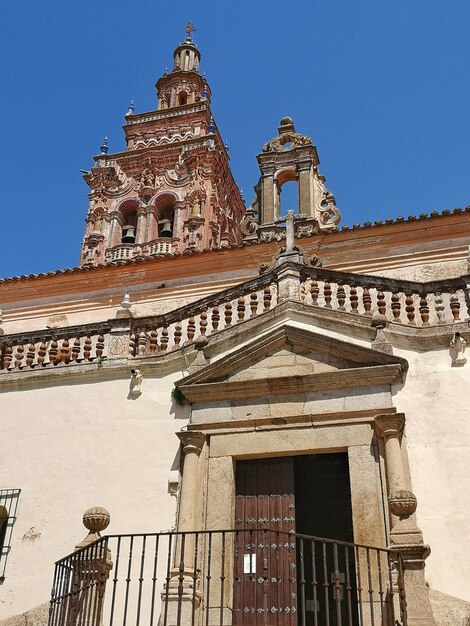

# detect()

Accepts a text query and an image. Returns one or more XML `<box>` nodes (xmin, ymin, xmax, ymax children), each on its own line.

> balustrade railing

<box><xmin>0</xmin><ymin>325</ymin><xmax>110</xmax><ymax>372</ymax></box>
<box><xmin>2</xmin><ymin>263</ymin><xmax>469</xmax><ymax>374</ymax></box>
<box><xmin>129</xmin><ymin>279</ymin><xmax>277</xmax><ymax>357</ymax></box>
<box><xmin>300</xmin><ymin>267</ymin><xmax>468</xmax><ymax>326</ymax></box>
<box><xmin>48</xmin><ymin>529</ymin><xmax>407</xmax><ymax>626</ymax></box>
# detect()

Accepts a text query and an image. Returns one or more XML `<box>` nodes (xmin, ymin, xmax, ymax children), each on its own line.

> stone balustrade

<box><xmin>1</xmin><ymin>324</ymin><xmax>110</xmax><ymax>372</ymax></box>
<box><xmin>1</xmin><ymin>263</ymin><xmax>469</xmax><ymax>374</ymax></box>
<box><xmin>300</xmin><ymin>266</ymin><xmax>468</xmax><ymax>326</ymax></box>
<box><xmin>129</xmin><ymin>279</ymin><xmax>277</xmax><ymax>357</ymax></box>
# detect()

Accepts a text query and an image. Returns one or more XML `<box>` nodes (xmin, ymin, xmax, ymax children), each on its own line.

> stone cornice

<box><xmin>178</xmin><ymin>364</ymin><xmax>403</xmax><ymax>403</ymax></box>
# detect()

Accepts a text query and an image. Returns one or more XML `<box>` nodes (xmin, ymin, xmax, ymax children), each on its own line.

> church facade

<box><xmin>0</xmin><ymin>27</ymin><xmax>469</xmax><ymax>626</ymax></box>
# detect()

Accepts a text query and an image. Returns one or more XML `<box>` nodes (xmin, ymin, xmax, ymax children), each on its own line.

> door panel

<box><xmin>233</xmin><ymin>458</ymin><xmax>296</xmax><ymax>626</ymax></box>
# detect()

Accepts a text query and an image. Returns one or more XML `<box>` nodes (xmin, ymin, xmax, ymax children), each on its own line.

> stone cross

<box><xmin>285</xmin><ymin>210</ymin><xmax>295</xmax><ymax>254</ymax></box>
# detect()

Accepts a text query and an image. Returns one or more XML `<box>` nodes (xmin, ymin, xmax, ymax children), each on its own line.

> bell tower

<box><xmin>80</xmin><ymin>24</ymin><xmax>245</xmax><ymax>267</ymax></box>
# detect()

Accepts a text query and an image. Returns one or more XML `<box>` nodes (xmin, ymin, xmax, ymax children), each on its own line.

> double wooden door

<box><xmin>233</xmin><ymin>458</ymin><xmax>297</xmax><ymax>626</ymax></box>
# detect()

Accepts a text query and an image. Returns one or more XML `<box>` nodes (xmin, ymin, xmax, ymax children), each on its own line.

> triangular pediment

<box><xmin>178</xmin><ymin>324</ymin><xmax>407</xmax><ymax>403</ymax></box>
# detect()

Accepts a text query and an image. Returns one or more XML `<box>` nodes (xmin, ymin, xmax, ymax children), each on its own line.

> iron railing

<box><xmin>48</xmin><ymin>529</ymin><xmax>407</xmax><ymax>626</ymax></box>
<box><xmin>0</xmin><ymin>488</ymin><xmax>21</xmax><ymax>578</ymax></box>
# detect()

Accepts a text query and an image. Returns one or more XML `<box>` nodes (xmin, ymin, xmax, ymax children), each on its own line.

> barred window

<box><xmin>0</xmin><ymin>489</ymin><xmax>21</xmax><ymax>578</ymax></box>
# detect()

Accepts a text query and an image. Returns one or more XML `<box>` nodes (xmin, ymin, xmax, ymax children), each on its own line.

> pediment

<box><xmin>178</xmin><ymin>324</ymin><xmax>407</xmax><ymax>403</ymax></box>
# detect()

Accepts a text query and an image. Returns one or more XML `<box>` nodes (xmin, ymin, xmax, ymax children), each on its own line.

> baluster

<box><xmin>336</xmin><ymin>285</ymin><xmax>346</xmax><ymax>311</ymax></box>
<box><xmin>249</xmin><ymin>292</ymin><xmax>258</xmax><ymax>317</ymax></box>
<box><xmin>200</xmin><ymin>311</ymin><xmax>208</xmax><ymax>335</ymax></box>
<box><xmin>224</xmin><ymin>302</ymin><xmax>233</xmax><ymax>326</ymax></box>
<box><xmin>362</xmin><ymin>287</ymin><xmax>372</xmax><ymax>315</ymax></box>
<box><xmin>129</xmin><ymin>333</ymin><xmax>136</xmax><ymax>357</ymax></box>
<box><xmin>14</xmin><ymin>344</ymin><xmax>25</xmax><ymax>368</ymax></box>
<box><xmin>377</xmin><ymin>291</ymin><xmax>386</xmax><ymax>316</ymax></box>
<box><xmin>323</xmin><ymin>282</ymin><xmax>332</xmax><ymax>308</ymax></box>
<box><xmin>310</xmin><ymin>280</ymin><xmax>319</xmax><ymax>306</ymax></box>
<box><xmin>419</xmin><ymin>295</ymin><xmax>430</xmax><ymax>325</ymax></box>
<box><xmin>434</xmin><ymin>292</ymin><xmax>445</xmax><ymax>324</ymax></box>
<box><xmin>174</xmin><ymin>323</ymin><xmax>182</xmax><ymax>346</ymax></box>
<box><xmin>263</xmin><ymin>286</ymin><xmax>272</xmax><ymax>311</ymax></box>
<box><xmin>25</xmin><ymin>343</ymin><xmax>36</xmax><ymax>368</ymax></box>
<box><xmin>49</xmin><ymin>339</ymin><xmax>59</xmax><ymax>364</ymax></box>
<box><xmin>160</xmin><ymin>325</ymin><xmax>169</xmax><ymax>351</ymax></box>
<box><xmin>95</xmin><ymin>335</ymin><xmax>105</xmax><ymax>359</ymax></box>
<box><xmin>71</xmin><ymin>337</ymin><xmax>81</xmax><ymax>362</ymax></box>
<box><xmin>450</xmin><ymin>294</ymin><xmax>461</xmax><ymax>321</ymax></box>
<box><xmin>211</xmin><ymin>307</ymin><xmax>220</xmax><ymax>330</ymax></box>
<box><xmin>237</xmin><ymin>296</ymin><xmax>246</xmax><ymax>322</ymax></box>
<box><xmin>187</xmin><ymin>316</ymin><xmax>196</xmax><ymax>341</ymax></box>
<box><xmin>83</xmin><ymin>336</ymin><xmax>92</xmax><ymax>360</ymax></box>
<box><xmin>405</xmin><ymin>293</ymin><xmax>415</xmax><ymax>324</ymax></box>
<box><xmin>149</xmin><ymin>330</ymin><xmax>158</xmax><ymax>353</ymax></box>
<box><xmin>137</xmin><ymin>330</ymin><xmax>147</xmax><ymax>356</ymax></box>
<box><xmin>2</xmin><ymin>345</ymin><xmax>13</xmax><ymax>370</ymax></box>
<box><xmin>38</xmin><ymin>342</ymin><xmax>47</xmax><ymax>366</ymax></box>
<box><xmin>60</xmin><ymin>338</ymin><xmax>70</xmax><ymax>362</ymax></box>
<box><xmin>350</xmin><ymin>286</ymin><xmax>359</xmax><ymax>313</ymax></box>
<box><xmin>391</xmin><ymin>291</ymin><xmax>401</xmax><ymax>321</ymax></box>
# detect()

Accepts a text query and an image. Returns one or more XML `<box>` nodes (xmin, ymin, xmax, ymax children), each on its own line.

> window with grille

<box><xmin>0</xmin><ymin>489</ymin><xmax>21</xmax><ymax>578</ymax></box>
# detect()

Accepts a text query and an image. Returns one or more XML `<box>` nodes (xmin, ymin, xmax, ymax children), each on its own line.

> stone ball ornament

<box><xmin>83</xmin><ymin>506</ymin><xmax>111</xmax><ymax>533</ymax></box>
<box><xmin>388</xmin><ymin>490</ymin><xmax>417</xmax><ymax>518</ymax></box>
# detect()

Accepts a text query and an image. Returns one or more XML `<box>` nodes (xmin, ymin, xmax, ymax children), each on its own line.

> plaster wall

<box><xmin>392</xmin><ymin>347</ymin><xmax>470</xmax><ymax>602</ymax></box>
<box><xmin>0</xmin><ymin>370</ymin><xmax>186</xmax><ymax>619</ymax></box>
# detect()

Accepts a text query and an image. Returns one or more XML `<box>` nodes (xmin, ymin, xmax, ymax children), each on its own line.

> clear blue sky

<box><xmin>1</xmin><ymin>0</ymin><xmax>469</xmax><ymax>278</ymax></box>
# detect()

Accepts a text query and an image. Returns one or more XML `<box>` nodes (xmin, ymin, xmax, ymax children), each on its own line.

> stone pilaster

<box><xmin>162</xmin><ymin>431</ymin><xmax>206</xmax><ymax>625</ymax></box>
<box><xmin>375</xmin><ymin>414</ymin><xmax>435</xmax><ymax>625</ymax></box>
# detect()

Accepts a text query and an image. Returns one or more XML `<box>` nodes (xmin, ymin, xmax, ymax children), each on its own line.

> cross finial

<box><xmin>185</xmin><ymin>21</ymin><xmax>196</xmax><ymax>38</ymax></box>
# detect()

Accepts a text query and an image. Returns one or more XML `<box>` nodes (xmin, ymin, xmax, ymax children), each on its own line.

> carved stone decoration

<box><xmin>388</xmin><ymin>489</ymin><xmax>418</xmax><ymax>518</ymax></box>
<box><xmin>130</xmin><ymin>368</ymin><xmax>143</xmax><ymax>396</ymax></box>
<box><xmin>108</xmin><ymin>335</ymin><xmax>128</xmax><ymax>358</ymax></box>
<box><xmin>450</xmin><ymin>332</ymin><xmax>466</xmax><ymax>366</ymax></box>
<box><xmin>240</xmin><ymin>213</ymin><xmax>258</xmax><ymax>237</ymax></box>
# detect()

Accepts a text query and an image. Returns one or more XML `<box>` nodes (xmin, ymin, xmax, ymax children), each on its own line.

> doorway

<box><xmin>232</xmin><ymin>453</ymin><xmax>358</xmax><ymax>626</ymax></box>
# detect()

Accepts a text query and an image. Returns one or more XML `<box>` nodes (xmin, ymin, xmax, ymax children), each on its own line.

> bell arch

<box><xmin>275</xmin><ymin>167</ymin><xmax>299</xmax><ymax>218</ymax></box>
<box><xmin>154</xmin><ymin>192</ymin><xmax>179</xmax><ymax>239</ymax></box>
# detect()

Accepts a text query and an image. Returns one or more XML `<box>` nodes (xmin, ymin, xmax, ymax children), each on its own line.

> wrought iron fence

<box><xmin>48</xmin><ymin>529</ymin><xmax>407</xmax><ymax>626</ymax></box>
<box><xmin>0</xmin><ymin>488</ymin><xmax>21</xmax><ymax>578</ymax></box>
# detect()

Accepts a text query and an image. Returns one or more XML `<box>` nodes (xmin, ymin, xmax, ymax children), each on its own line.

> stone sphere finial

<box><xmin>280</xmin><ymin>116</ymin><xmax>293</xmax><ymax>126</ymax></box>
<box><xmin>83</xmin><ymin>507</ymin><xmax>110</xmax><ymax>533</ymax></box>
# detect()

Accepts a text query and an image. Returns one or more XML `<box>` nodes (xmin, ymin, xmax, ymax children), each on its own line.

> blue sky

<box><xmin>1</xmin><ymin>0</ymin><xmax>470</xmax><ymax>278</ymax></box>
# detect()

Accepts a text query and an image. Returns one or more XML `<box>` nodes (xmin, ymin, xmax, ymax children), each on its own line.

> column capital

<box><xmin>177</xmin><ymin>431</ymin><xmax>206</xmax><ymax>455</ymax></box>
<box><xmin>375</xmin><ymin>413</ymin><xmax>405</xmax><ymax>438</ymax></box>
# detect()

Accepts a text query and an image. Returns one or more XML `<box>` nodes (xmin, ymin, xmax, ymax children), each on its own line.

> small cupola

<box><xmin>172</xmin><ymin>22</ymin><xmax>201</xmax><ymax>73</ymax></box>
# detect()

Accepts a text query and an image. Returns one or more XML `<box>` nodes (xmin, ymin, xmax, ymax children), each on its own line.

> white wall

<box><xmin>0</xmin><ymin>369</ymin><xmax>187</xmax><ymax>618</ymax></box>
<box><xmin>393</xmin><ymin>348</ymin><xmax>470</xmax><ymax>602</ymax></box>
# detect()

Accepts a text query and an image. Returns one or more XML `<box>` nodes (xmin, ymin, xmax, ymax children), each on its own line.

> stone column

<box><xmin>176</xmin><ymin>431</ymin><xmax>206</xmax><ymax>536</ymax></box>
<box><xmin>135</xmin><ymin>203</ymin><xmax>147</xmax><ymax>245</ymax></box>
<box><xmin>375</xmin><ymin>414</ymin><xmax>435</xmax><ymax>626</ymax></box>
<box><xmin>260</xmin><ymin>164</ymin><xmax>276</xmax><ymax>224</ymax></box>
<box><xmin>296</xmin><ymin>159</ymin><xmax>313</xmax><ymax>215</ymax></box>
<box><xmin>162</xmin><ymin>431</ymin><xmax>206</xmax><ymax>626</ymax></box>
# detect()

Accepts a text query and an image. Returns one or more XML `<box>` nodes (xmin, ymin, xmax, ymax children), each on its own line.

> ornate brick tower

<box><xmin>80</xmin><ymin>25</ymin><xmax>245</xmax><ymax>267</ymax></box>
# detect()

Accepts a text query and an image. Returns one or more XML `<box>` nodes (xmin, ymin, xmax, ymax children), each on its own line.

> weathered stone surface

<box><xmin>0</xmin><ymin>603</ymin><xmax>48</xmax><ymax>626</ymax></box>
<box><xmin>430</xmin><ymin>589</ymin><xmax>470</xmax><ymax>626</ymax></box>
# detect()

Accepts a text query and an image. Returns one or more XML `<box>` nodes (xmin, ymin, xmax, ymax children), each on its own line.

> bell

<box><xmin>159</xmin><ymin>220</ymin><xmax>173</xmax><ymax>238</ymax></box>
<box><xmin>121</xmin><ymin>225</ymin><xmax>136</xmax><ymax>244</ymax></box>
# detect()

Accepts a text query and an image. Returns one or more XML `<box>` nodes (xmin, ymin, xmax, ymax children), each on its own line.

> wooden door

<box><xmin>233</xmin><ymin>458</ymin><xmax>297</xmax><ymax>626</ymax></box>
